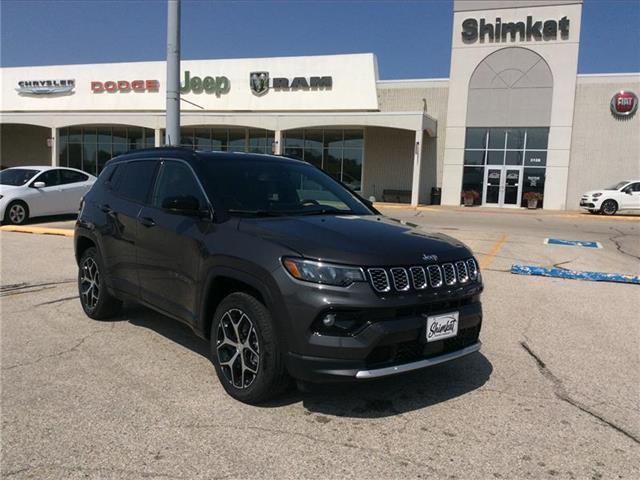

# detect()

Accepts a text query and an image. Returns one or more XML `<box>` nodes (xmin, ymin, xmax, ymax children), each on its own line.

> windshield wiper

<box><xmin>297</xmin><ymin>208</ymin><xmax>355</xmax><ymax>216</ymax></box>
<box><xmin>226</xmin><ymin>209</ymin><xmax>285</xmax><ymax>217</ymax></box>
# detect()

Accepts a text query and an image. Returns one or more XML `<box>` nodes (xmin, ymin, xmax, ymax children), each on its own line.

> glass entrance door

<box><xmin>503</xmin><ymin>168</ymin><xmax>522</xmax><ymax>206</ymax></box>
<box><xmin>483</xmin><ymin>168</ymin><xmax>502</xmax><ymax>206</ymax></box>
<box><xmin>483</xmin><ymin>166</ymin><xmax>523</xmax><ymax>207</ymax></box>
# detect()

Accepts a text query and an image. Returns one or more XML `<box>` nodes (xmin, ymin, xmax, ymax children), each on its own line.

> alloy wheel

<box><xmin>80</xmin><ymin>257</ymin><xmax>101</xmax><ymax>311</ymax></box>
<box><xmin>216</xmin><ymin>308</ymin><xmax>260</xmax><ymax>389</ymax></box>
<box><xmin>9</xmin><ymin>204</ymin><xmax>26</xmax><ymax>224</ymax></box>
<box><xmin>602</xmin><ymin>201</ymin><xmax>616</xmax><ymax>215</ymax></box>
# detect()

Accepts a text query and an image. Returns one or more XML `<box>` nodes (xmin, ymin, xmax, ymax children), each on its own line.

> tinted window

<box><xmin>152</xmin><ymin>161</ymin><xmax>206</xmax><ymax>209</ymax></box>
<box><xmin>60</xmin><ymin>169</ymin><xmax>89</xmax><ymax>184</ymax></box>
<box><xmin>0</xmin><ymin>169</ymin><xmax>39</xmax><ymax>186</ymax></box>
<box><xmin>629</xmin><ymin>183</ymin><xmax>640</xmax><ymax>192</ymax></box>
<box><xmin>112</xmin><ymin>161</ymin><xmax>157</xmax><ymax>203</ymax></box>
<box><xmin>36</xmin><ymin>169</ymin><xmax>62</xmax><ymax>187</ymax></box>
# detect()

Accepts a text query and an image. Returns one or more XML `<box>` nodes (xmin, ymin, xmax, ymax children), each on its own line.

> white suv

<box><xmin>580</xmin><ymin>180</ymin><xmax>640</xmax><ymax>215</ymax></box>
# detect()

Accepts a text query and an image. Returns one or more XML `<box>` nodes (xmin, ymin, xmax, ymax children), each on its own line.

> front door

<box><xmin>483</xmin><ymin>166</ymin><xmax>523</xmax><ymax>207</ymax></box>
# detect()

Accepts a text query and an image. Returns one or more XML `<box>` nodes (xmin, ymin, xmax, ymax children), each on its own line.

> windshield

<box><xmin>606</xmin><ymin>181</ymin><xmax>630</xmax><ymax>190</ymax></box>
<box><xmin>200</xmin><ymin>158</ymin><xmax>373</xmax><ymax>217</ymax></box>
<box><xmin>0</xmin><ymin>168</ymin><xmax>39</xmax><ymax>186</ymax></box>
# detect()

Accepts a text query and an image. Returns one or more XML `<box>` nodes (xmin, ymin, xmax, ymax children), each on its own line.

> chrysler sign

<box><xmin>16</xmin><ymin>79</ymin><xmax>75</xmax><ymax>95</ymax></box>
<box><xmin>610</xmin><ymin>91</ymin><xmax>638</xmax><ymax>117</ymax></box>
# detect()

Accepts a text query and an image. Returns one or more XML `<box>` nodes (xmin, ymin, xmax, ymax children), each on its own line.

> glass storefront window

<box><xmin>505</xmin><ymin>151</ymin><xmax>523</xmax><ymax>166</ymax></box>
<box><xmin>228</xmin><ymin>129</ymin><xmax>246</xmax><ymax>152</ymax></box>
<box><xmin>461</xmin><ymin>167</ymin><xmax>484</xmax><ymax>206</ymax></box>
<box><xmin>524</xmin><ymin>151</ymin><xmax>547</xmax><ymax>167</ymax></box>
<box><xmin>282</xmin><ymin>128</ymin><xmax>364</xmax><ymax>191</ymax></box>
<box><xmin>464</xmin><ymin>150</ymin><xmax>485</xmax><ymax>165</ymax></box>
<box><xmin>526</xmin><ymin>128</ymin><xmax>549</xmax><ymax>150</ymax></box>
<box><xmin>58</xmin><ymin>126</ymin><xmax>154</xmax><ymax>176</ymax></box>
<box><xmin>463</xmin><ymin>127</ymin><xmax>549</xmax><ymax>207</ymax></box>
<box><xmin>487</xmin><ymin>151</ymin><xmax>504</xmax><ymax>165</ymax></box>
<box><xmin>506</xmin><ymin>128</ymin><xmax>525</xmax><ymax>150</ymax></box>
<box><xmin>488</xmin><ymin>128</ymin><xmax>507</xmax><ymax>149</ymax></box>
<box><xmin>465</xmin><ymin>128</ymin><xmax>487</xmax><ymax>149</ymax></box>
<box><xmin>522</xmin><ymin>167</ymin><xmax>546</xmax><ymax>208</ymax></box>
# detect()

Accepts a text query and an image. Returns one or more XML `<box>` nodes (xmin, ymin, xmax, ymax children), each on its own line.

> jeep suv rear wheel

<box><xmin>210</xmin><ymin>292</ymin><xmax>289</xmax><ymax>404</ymax></box>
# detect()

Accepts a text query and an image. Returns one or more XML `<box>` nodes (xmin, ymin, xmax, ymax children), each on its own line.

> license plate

<box><xmin>425</xmin><ymin>312</ymin><xmax>459</xmax><ymax>342</ymax></box>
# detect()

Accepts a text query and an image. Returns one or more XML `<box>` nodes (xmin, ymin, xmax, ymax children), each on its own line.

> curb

<box><xmin>0</xmin><ymin>225</ymin><xmax>74</xmax><ymax>237</ymax></box>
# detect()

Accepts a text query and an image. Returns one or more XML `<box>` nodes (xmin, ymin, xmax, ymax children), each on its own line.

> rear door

<box><xmin>28</xmin><ymin>169</ymin><xmax>67</xmax><ymax>215</ymax></box>
<box><xmin>99</xmin><ymin>160</ymin><xmax>158</xmax><ymax>296</ymax></box>
<box><xmin>136</xmin><ymin>160</ymin><xmax>211</xmax><ymax>323</ymax></box>
<box><xmin>59</xmin><ymin>169</ymin><xmax>91</xmax><ymax>213</ymax></box>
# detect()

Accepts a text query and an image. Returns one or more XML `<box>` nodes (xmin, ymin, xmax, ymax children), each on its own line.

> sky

<box><xmin>1</xmin><ymin>0</ymin><xmax>639</xmax><ymax>78</ymax></box>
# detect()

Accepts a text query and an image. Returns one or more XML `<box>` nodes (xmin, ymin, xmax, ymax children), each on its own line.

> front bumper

<box><xmin>285</xmin><ymin>298</ymin><xmax>482</xmax><ymax>382</ymax></box>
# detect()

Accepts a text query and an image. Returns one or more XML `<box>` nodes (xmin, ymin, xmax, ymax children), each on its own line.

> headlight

<box><xmin>282</xmin><ymin>257</ymin><xmax>366</xmax><ymax>287</ymax></box>
<box><xmin>592</xmin><ymin>192</ymin><xmax>602</xmax><ymax>198</ymax></box>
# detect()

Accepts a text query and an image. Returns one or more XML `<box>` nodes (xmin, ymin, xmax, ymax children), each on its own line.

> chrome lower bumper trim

<box><xmin>355</xmin><ymin>341</ymin><xmax>481</xmax><ymax>379</ymax></box>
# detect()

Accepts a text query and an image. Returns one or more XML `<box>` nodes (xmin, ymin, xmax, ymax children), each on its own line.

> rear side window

<box><xmin>112</xmin><ymin>160</ymin><xmax>158</xmax><ymax>204</ymax></box>
<box><xmin>60</xmin><ymin>169</ymin><xmax>89</xmax><ymax>184</ymax></box>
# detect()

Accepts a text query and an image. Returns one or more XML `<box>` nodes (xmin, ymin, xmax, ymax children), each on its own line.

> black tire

<box><xmin>210</xmin><ymin>292</ymin><xmax>290</xmax><ymax>404</ymax></box>
<box><xmin>4</xmin><ymin>200</ymin><xmax>29</xmax><ymax>225</ymax></box>
<box><xmin>78</xmin><ymin>247</ymin><xmax>122</xmax><ymax>320</ymax></box>
<box><xmin>600</xmin><ymin>199</ymin><xmax>618</xmax><ymax>216</ymax></box>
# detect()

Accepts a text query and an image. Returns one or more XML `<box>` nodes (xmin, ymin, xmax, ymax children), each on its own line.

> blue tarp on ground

<box><xmin>511</xmin><ymin>264</ymin><xmax>640</xmax><ymax>285</ymax></box>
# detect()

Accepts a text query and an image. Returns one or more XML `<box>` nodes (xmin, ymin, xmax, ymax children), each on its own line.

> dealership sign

<box><xmin>91</xmin><ymin>80</ymin><xmax>160</xmax><ymax>93</ymax></box>
<box><xmin>181</xmin><ymin>71</ymin><xmax>230</xmax><ymax>97</ymax></box>
<box><xmin>462</xmin><ymin>16</ymin><xmax>569</xmax><ymax>43</ymax></box>
<box><xmin>16</xmin><ymin>79</ymin><xmax>75</xmax><ymax>95</ymax></box>
<box><xmin>610</xmin><ymin>91</ymin><xmax>638</xmax><ymax>117</ymax></box>
<box><xmin>250</xmin><ymin>72</ymin><xmax>332</xmax><ymax>96</ymax></box>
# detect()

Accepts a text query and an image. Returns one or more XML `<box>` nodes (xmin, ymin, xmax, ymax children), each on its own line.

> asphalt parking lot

<box><xmin>1</xmin><ymin>207</ymin><xmax>639</xmax><ymax>479</ymax></box>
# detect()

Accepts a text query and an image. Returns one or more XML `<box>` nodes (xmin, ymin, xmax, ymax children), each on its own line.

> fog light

<box><xmin>322</xmin><ymin>314</ymin><xmax>336</xmax><ymax>327</ymax></box>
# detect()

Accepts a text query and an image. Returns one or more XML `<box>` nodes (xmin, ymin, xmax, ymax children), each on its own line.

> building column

<box><xmin>154</xmin><ymin>128</ymin><xmax>163</xmax><ymax>147</ymax></box>
<box><xmin>410</xmin><ymin>129</ymin><xmax>423</xmax><ymax>206</ymax></box>
<box><xmin>273</xmin><ymin>130</ymin><xmax>282</xmax><ymax>155</ymax></box>
<box><xmin>50</xmin><ymin>127</ymin><xmax>58</xmax><ymax>166</ymax></box>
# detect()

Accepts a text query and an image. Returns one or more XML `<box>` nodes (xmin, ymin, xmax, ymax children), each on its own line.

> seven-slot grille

<box><xmin>367</xmin><ymin>258</ymin><xmax>479</xmax><ymax>293</ymax></box>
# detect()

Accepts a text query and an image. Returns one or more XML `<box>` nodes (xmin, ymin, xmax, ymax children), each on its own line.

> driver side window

<box><xmin>152</xmin><ymin>161</ymin><xmax>207</xmax><ymax>209</ymax></box>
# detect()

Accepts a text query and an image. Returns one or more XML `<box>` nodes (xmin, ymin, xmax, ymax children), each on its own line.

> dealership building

<box><xmin>1</xmin><ymin>0</ymin><xmax>638</xmax><ymax>209</ymax></box>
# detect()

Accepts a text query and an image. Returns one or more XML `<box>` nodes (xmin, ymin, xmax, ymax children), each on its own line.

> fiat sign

<box><xmin>610</xmin><ymin>91</ymin><xmax>638</xmax><ymax>117</ymax></box>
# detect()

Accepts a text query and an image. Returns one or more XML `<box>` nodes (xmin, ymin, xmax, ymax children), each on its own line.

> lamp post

<box><xmin>166</xmin><ymin>0</ymin><xmax>181</xmax><ymax>146</ymax></box>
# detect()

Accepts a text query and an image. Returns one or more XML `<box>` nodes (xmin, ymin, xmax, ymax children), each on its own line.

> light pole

<box><xmin>166</xmin><ymin>0</ymin><xmax>181</xmax><ymax>146</ymax></box>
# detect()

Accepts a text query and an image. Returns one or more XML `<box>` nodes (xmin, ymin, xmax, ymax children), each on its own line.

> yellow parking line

<box><xmin>0</xmin><ymin>225</ymin><xmax>74</xmax><ymax>237</ymax></box>
<box><xmin>480</xmin><ymin>234</ymin><xmax>508</xmax><ymax>269</ymax></box>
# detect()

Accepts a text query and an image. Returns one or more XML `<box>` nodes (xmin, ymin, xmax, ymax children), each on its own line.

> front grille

<box><xmin>368</xmin><ymin>268</ymin><xmax>391</xmax><ymax>293</ymax></box>
<box><xmin>390</xmin><ymin>268</ymin><xmax>410</xmax><ymax>291</ymax></box>
<box><xmin>442</xmin><ymin>263</ymin><xmax>456</xmax><ymax>286</ymax></box>
<box><xmin>366</xmin><ymin>258</ymin><xmax>479</xmax><ymax>293</ymax></box>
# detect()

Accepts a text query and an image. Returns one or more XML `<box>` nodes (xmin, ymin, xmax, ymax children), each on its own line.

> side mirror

<box><xmin>33</xmin><ymin>181</ymin><xmax>46</xmax><ymax>188</ymax></box>
<box><xmin>161</xmin><ymin>195</ymin><xmax>203</xmax><ymax>215</ymax></box>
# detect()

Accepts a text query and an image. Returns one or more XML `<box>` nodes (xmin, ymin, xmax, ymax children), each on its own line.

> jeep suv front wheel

<box><xmin>78</xmin><ymin>246</ymin><xmax>122</xmax><ymax>319</ymax></box>
<box><xmin>210</xmin><ymin>292</ymin><xmax>289</xmax><ymax>404</ymax></box>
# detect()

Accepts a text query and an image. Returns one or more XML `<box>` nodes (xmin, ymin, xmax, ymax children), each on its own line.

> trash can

<box><xmin>430</xmin><ymin>187</ymin><xmax>442</xmax><ymax>205</ymax></box>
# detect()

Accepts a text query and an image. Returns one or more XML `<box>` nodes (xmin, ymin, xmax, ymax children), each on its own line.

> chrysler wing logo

<box><xmin>422</xmin><ymin>254</ymin><xmax>438</xmax><ymax>263</ymax></box>
<box><xmin>250</xmin><ymin>71</ymin><xmax>269</xmax><ymax>96</ymax></box>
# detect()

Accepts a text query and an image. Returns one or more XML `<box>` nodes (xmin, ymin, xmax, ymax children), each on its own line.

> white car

<box><xmin>579</xmin><ymin>179</ymin><xmax>640</xmax><ymax>215</ymax></box>
<box><xmin>0</xmin><ymin>166</ymin><xmax>96</xmax><ymax>225</ymax></box>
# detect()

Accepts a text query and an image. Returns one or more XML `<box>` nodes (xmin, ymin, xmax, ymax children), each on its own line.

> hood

<box><xmin>582</xmin><ymin>189</ymin><xmax>610</xmax><ymax>196</ymax></box>
<box><xmin>238</xmin><ymin>215</ymin><xmax>472</xmax><ymax>266</ymax></box>
<box><xmin>0</xmin><ymin>184</ymin><xmax>24</xmax><ymax>195</ymax></box>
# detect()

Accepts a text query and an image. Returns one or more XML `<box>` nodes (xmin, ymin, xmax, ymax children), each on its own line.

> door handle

<box><xmin>139</xmin><ymin>217</ymin><xmax>156</xmax><ymax>228</ymax></box>
<box><xmin>99</xmin><ymin>204</ymin><xmax>113</xmax><ymax>214</ymax></box>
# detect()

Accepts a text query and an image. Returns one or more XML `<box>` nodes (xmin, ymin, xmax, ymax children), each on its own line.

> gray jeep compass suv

<box><xmin>75</xmin><ymin>148</ymin><xmax>483</xmax><ymax>403</ymax></box>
